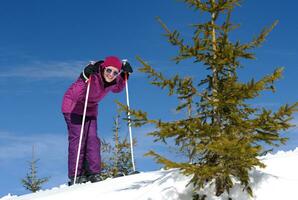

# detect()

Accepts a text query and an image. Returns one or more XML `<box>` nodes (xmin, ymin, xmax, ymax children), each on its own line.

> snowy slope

<box><xmin>2</xmin><ymin>148</ymin><xmax>298</xmax><ymax>200</ymax></box>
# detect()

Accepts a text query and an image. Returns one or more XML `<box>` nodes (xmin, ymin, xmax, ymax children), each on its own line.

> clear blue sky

<box><xmin>0</xmin><ymin>0</ymin><xmax>297</xmax><ymax>196</ymax></box>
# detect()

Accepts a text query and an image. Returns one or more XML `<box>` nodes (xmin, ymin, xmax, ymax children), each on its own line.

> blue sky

<box><xmin>0</xmin><ymin>0</ymin><xmax>297</xmax><ymax>196</ymax></box>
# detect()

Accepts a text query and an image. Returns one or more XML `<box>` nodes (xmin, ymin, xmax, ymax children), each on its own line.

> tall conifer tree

<box><xmin>118</xmin><ymin>0</ymin><xmax>297</xmax><ymax>198</ymax></box>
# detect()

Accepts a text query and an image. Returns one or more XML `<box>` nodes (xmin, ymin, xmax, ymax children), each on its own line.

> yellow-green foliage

<box><xmin>118</xmin><ymin>0</ymin><xmax>297</xmax><ymax>198</ymax></box>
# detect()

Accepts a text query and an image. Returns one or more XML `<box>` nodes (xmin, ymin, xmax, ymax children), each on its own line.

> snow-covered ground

<box><xmin>2</xmin><ymin>148</ymin><xmax>298</xmax><ymax>200</ymax></box>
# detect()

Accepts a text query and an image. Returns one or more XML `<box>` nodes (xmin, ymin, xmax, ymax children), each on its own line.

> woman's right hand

<box><xmin>80</xmin><ymin>61</ymin><xmax>103</xmax><ymax>81</ymax></box>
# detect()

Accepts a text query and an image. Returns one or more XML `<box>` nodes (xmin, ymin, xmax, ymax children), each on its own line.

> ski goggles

<box><xmin>104</xmin><ymin>67</ymin><xmax>121</xmax><ymax>77</ymax></box>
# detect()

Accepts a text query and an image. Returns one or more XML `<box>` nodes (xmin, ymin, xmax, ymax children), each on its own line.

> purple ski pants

<box><xmin>63</xmin><ymin>113</ymin><xmax>101</xmax><ymax>178</ymax></box>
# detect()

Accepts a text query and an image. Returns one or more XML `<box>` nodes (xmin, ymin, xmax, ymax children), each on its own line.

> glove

<box><xmin>120</xmin><ymin>60</ymin><xmax>133</xmax><ymax>80</ymax></box>
<box><xmin>122</xmin><ymin>61</ymin><xmax>133</xmax><ymax>73</ymax></box>
<box><xmin>80</xmin><ymin>61</ymin><xmax>103</xmax><ymax>81</ymax></box>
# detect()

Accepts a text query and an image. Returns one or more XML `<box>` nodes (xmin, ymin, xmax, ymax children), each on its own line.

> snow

<box><xmin>2</xmin><ymin>148</ymin><xmax>298</xmax><ymax>200</ymax></box>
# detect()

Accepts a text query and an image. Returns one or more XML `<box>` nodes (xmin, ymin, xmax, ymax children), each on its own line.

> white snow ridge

<box><xmin>1</xmin><ymin>148</ymin><xmax>298</xmax><ymax>200</ymax></box>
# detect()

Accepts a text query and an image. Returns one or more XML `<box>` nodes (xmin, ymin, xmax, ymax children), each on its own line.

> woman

<box><xmin>62</xmin><ymin>56</ymin><xmax>133</xmax><ymax>185</ymax></box>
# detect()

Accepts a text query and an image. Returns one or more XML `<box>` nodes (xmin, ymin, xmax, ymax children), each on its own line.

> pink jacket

<box><xmin>62</xmin><ymin>69</ymin><xmax>126</xmax><ymax>117</ymax></box>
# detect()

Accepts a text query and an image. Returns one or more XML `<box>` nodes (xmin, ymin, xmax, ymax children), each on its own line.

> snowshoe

<box><xmin>129</xmin><ymin>171</ymin><xmax>140</xmax><ymax>175</ymax></box>
<box><xmin>114</xmin><ymin>172</ymin><xmax>125</xmax><ymax>178</ymax></box>
<box><xmin>88</xmin><ymin>173</ymin><xmax>103</xmax><ymax>183</ymax></box>
<box><xmin>68</xmin><ymin>175</ymin><xmax>88</xmax><ymax>186</ymax></box>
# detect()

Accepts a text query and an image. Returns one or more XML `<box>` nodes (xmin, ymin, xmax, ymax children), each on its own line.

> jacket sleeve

<box><xmin>72</xmin><ymin>78</ymin><xmax>88</xmax><ymax>102</ymax></box>
<box><xmin>111</xmin><ymin>73</ymin><xmax>126</xmax><ymax>93</ymax></box>
<box><xmin>62</xmin><ymin>77</ymin><xmax>88</xmax><ymax>114</ymax></box>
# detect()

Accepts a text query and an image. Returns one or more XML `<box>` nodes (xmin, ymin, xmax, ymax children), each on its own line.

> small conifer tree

<box><xmin>21</xmin><ymin>145</ymin><xmax>49</xmax><ymax>193</ymax></box>
<box><xmin>118</xmin><ymin>0</ymin><xmax>298</xmax><ymax>198</ymax></box>
<box><xmin>101</xmin><ymin>107</ymin><xmax>135</xmax><ymax>179</ymax></box>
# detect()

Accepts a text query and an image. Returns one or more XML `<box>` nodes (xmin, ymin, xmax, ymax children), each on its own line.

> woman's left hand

<box><xmin>122</xmin><ymin>61</ymin><xmax>133</xmax><ymax>74</ymax></box>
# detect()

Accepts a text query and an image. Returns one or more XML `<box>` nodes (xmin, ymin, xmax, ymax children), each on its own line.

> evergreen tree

<box><xmin>21</xmin><ymin>145</ymin><xmax>49</xmax><ymax>193</ymax></box>
<box><xmin>100</xmin><ymin>139</ymin><xmax>113</xmax><ymax>179</ymax></box>
<box><xmin>101</xmin><ymin>107</ymin><xmax>135</xmax><ymax>179</ymax></box>
<box><xmin>118</xmin><ymin>0</ymin><xmax>298</xmax><ymax>198</ymax></box>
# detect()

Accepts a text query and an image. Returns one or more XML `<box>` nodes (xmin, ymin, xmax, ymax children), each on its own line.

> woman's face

<box><xmin>103</xmin><ymin>66</ymin><xmax>120</xmax><ymax>82</ymax></box>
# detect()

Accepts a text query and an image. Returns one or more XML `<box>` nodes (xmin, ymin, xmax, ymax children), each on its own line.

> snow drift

<box><xmin>2</xmin><ymin>148</ymin><xmax>298</xmax><ymax>200</ymax></box>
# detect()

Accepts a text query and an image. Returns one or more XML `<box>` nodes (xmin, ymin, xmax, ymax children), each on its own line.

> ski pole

<box><xmin>125</xmin><ymin>72</ymin><xmax>136</xmax><ymax>172</ymax></box>
<box><xmin>73</xmin><ymin>77</ymin><xmax>92</xmax><ymax>184</ymax></box>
